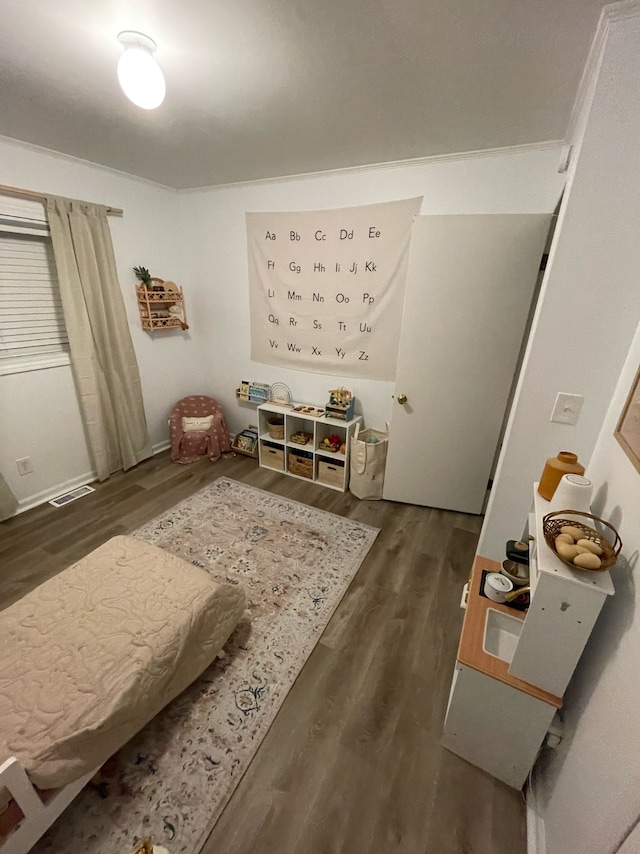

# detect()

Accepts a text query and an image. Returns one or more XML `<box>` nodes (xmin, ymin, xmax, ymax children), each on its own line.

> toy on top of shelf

<box><xmin>326</xmin><ymin>387</ymin><xmax>355</xmax><ymax>421</ymax></box>
<box><xmin>291</xmin><ymin>404</ymin><xmax>325</xmax><ymax>418</ymax></box>
<box><xmin>270</xmin><ymin>382</ymin><xmax>293</xmax><ymax>406</ymax></box>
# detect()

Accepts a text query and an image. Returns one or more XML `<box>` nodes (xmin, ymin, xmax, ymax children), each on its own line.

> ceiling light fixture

<box><xmin>117</xmin><ymin>31</ymin><xmax>166</xmax><ymax>110</ymax></box>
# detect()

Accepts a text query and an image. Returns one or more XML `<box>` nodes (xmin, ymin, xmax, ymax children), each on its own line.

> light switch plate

<box><xmin>550</xmin><ymin>393</ymin><xmax>584</xmax><ymax>425</ymax></box>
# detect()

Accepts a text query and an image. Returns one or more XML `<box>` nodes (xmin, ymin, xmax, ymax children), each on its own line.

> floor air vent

<box><xmin>49</xmin><ymin>484</ymin><xmax>95</xmax><ymax>508</ymax></box>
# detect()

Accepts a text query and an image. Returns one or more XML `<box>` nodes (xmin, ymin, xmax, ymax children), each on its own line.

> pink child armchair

<box><xmin>169</xmin><ymin>395</ymin><xmax>233</xmax><ymax>464</ymax></box>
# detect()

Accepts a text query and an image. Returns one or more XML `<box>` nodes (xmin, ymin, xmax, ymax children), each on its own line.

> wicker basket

<box><xmin>288</xmin><ymin>451</ymin><xmax>313</xmax><ymax>479</ymax></box>
<box><xmin>266</xmin><ymin>417</ymin><xmax>284</xmax><ymax>440</ymax></box>
<box><xmin>290</xmin><ymin>431</ymin><xmax>313</xmax><ymax>445</ymax></box>
<box><xmin>543</xmin><ymin>510</ymin><xmax>622</xmax><ymax>571</ymax></box>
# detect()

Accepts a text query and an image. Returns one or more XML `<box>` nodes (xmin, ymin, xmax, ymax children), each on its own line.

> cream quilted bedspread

<box><xmin>0</xmin><ymin>535</ymin><xmax>246</xmax><ymax>793</ymax></box>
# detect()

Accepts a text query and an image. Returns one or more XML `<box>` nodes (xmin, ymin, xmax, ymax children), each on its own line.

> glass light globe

<box><xmin>117</xmin><ymin>47</ymin><xmax>166</xmax><ymax>110</ymax></box>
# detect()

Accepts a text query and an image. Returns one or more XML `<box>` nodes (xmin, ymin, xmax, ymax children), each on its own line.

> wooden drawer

<box><xmin>317</xmin><ymin>459</ymin><xmax>345</xmax><ymax>488</ymax></box>
<box><xmin>261</xmin><ymin>443</ymin><xmax>284</xmax><ymax>471</ymax></box>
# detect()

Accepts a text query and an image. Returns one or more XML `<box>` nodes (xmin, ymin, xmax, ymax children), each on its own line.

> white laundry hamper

<box><xmin>349</xmin><ymin>423</ymin><xmax>389</xmax><ymax>500</ymax></box>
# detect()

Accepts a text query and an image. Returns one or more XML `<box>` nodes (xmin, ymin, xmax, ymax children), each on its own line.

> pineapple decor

<box><xmin>134</xmin><ymin>266</ymin><xmax>165</xmax><ymax>292</ymax></box>
<box><xmin>133</xmin><ymin>265</ymin><xmax>151</xmax><ymax>285</ymax></box>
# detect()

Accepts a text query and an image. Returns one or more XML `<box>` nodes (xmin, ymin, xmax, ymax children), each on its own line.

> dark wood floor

<box><xmin>0</xmin><ymin>453</ymin><xmax>526</xmax><ymax>854</ymax></box>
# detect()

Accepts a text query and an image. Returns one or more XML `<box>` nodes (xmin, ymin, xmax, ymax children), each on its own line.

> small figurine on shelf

<box><xmin>168</xmin><ymin>303</ymin><xmax>189</xmax><ymax>330</ymax></box>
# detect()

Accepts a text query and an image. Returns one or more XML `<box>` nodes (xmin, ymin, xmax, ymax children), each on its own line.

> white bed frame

<box><xmin>0</xmin><ymin>757</ymin><xmax>98</xmax><ymax>854</ymax></box>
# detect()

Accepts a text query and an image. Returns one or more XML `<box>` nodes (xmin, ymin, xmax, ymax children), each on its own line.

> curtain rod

<box><xmin>0</xmin><ymin>183</ymin><xmax>123</xmax><ymax>216</ymax></box>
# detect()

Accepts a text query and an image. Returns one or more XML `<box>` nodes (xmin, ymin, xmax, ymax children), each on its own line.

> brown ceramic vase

<box><xmin>538</xmin><ymin>451</ymin><xmax>585</xmax><ymax>500</ymax></box>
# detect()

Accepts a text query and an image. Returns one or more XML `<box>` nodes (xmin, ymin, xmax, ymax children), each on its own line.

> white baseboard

<box><xmin>13</xmin><ymin>442</ymin><xmax>171</xmax><ymax>516</ymax></box>
<box><xmin>16</xmin><ymin>471</ymin><xmax>97</xmax><ymax>515</ymax></box>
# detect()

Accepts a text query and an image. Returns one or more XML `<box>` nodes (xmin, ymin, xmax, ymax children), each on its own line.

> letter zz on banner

<box><xmin>247</xmin><ymin>197</ymin><xmax>422</xmax><ymax>380</ymax></box>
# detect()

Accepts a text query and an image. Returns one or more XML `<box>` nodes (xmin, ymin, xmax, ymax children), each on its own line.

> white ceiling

<box><xmin>0</xmin><ymin>0</ymin><xmax>607</xmax><ymax>189</ymax></box>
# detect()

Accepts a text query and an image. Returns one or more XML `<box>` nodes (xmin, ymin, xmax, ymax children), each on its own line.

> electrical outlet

<box><xmin>550</xmin><ymin>393</ymin><xmax>584</xmax><ymax>425</ymax></box>
<box><xmin>16</xmin><ymin>456</ymin><xmax>33</xmax><ymax>476</ymax></box>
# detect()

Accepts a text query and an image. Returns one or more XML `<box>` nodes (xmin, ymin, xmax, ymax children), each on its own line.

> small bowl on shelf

<box><xmin>542</xmin><ymin>510</ymin><xmax>621</xmax><ymax>572</ymax></box>
<box><xmin>501</xmin><ymin>559</ymin><xmax>529</xmax><ymax>587</ymax></box>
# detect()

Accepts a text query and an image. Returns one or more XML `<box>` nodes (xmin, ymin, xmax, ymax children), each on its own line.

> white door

<box><xmin>383</xmin><ymin>214</ymin><xmax>551</xmax><ymax>513</ymax></box>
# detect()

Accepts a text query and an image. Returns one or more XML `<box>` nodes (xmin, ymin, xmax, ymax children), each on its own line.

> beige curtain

<box><xmin>0</xmin><ymin>472</ymin><xmax>18</xmax><ymax>521</ymax></box>
<box><xmin>46</xmin><ymin>197</ymin><xmax>152</xmax><ymax>481</ymax></box>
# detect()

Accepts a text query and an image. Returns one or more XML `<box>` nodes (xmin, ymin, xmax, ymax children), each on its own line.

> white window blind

<box><xmin>0</xmin><ymin>198</ymin><xmax>70</xmax><ymax>375</ymax></box>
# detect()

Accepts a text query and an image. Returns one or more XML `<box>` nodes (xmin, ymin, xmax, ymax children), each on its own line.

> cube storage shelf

<box><xmin>257</xmin><ymin>403</ymin><xmax>361</xmax><ymax>492</ymax></box>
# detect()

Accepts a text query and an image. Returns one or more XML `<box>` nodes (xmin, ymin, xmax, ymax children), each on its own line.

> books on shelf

<box><xmin>237</xmin><ymin>380</ymin><xmax>271</xmax><ymax>403</ymax></box>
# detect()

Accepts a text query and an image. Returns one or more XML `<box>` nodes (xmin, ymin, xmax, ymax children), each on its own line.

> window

<box><xmin>0</xmin><ymin>198</ymin><xmax>69</xmax><ymax>375</ymax></box>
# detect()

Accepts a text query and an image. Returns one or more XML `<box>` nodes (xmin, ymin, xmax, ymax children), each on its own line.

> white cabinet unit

<box><xmin>443</xmin><ymin>484</ymin><xmax>615</xmax><ymax>788</ymax></box>
<box><xmin>257</xmin><ymin>403</ymin><xmax>361</xmax><ymax>492</ymax></box>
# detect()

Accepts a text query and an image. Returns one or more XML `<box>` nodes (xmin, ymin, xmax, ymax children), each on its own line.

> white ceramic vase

<box><xmin>548</xmin><ymin>474</ymin><xmax>593</xmax><ymax>521</ymax></box>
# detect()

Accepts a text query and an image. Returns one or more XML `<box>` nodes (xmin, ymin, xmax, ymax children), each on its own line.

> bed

<box><xmin>0</xmin><ymin>535</ymin><xmax>246</xmax><ymax>853</ymax></box>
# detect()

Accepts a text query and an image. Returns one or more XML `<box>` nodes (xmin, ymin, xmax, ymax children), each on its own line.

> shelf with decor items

<box><xmin>136</xmin><ymin>279</ymin><xmax>188</xmax><ymax>331</ymax></box>
<box><xmin>508</xmin><ymin>484</ymin><xmax>615</xmax><ymax>695</ymax></box>
<box><xmin>257</xmin><ymin>403</ymin><xmax>361</xmax><ymax>492</ymax></box>
<box><xmin>236</xmin><ymin>380</ymin><xmax>271</xmax><ymax>404</ymax></box>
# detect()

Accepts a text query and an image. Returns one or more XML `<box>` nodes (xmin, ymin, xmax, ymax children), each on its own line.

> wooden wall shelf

<box><xmin>136</xmin><ymin>283</ymin><xmax>188</xmax><ymax>331</ymax></box>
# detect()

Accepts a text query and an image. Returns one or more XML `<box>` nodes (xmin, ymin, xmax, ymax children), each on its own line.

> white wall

<box><xmin>0</xmin><ymin>137</ymin><xmax>565</xmax><ymax>510</ymax></box>
<box><xmin>0</xmin><ymin>137</ymin><xmax>207</xmax><ymax>508</ymax></box>
<box><xmin>468</xmin><ymin>10</ymin><xmax>640</xmax><ymax>853</ymax></box>
<box><xmin>538</xmin><ymin>318</ymin><xmax>640</xmax><ymax>854</ymax></box>
<box><xmin>478</xmin><ymin>13</ymin><xmax>640</xmax><ymax>561</ymax></box>
<box><xmin>182</xmin><ymin>145</ymin><xmax>566</xmax><ymax>438</ymax></box>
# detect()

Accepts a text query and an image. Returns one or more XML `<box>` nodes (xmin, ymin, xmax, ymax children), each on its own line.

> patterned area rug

<box><xmin>35</xmin><ymin>477</ymin><xmax>378</xmax><ymax>854</ymax></box>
